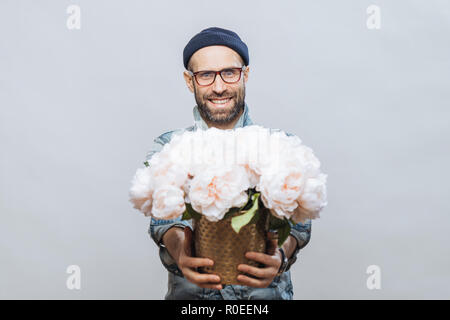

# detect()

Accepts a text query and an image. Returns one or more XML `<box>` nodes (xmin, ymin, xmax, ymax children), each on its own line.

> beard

<box><xmin>194</xmin><ymin>85</ymin><xmax>246</xmax><ymax>125</ymax></box>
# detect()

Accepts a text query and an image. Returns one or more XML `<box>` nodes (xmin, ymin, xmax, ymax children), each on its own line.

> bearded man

<box><xmin>145</xmin><ymin>27</ymin><xmax>311</xmax><ymax>300</ymax></box>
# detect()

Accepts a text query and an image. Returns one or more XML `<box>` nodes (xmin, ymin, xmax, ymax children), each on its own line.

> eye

<box><xmin>222</xmin><ymin>69</ymin><xmax>238</xmax><ymax>77</ymax></box>
<box><xmin>197</xmin><ymin>71</ymin><xmax>215</xmax><ymax>79</ymax></box>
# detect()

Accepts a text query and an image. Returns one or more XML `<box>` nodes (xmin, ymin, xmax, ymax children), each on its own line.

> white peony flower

<box><xmin>188</xmin><ymin>165</ymin><xmax>250</xmax><ymax>222</ymax></box>
<box><xmin>148</xmin><ymin>159</ymin><xmax>188</xmax><ymax>188</ymax></box>
<box><xmin>151</xmin><ymin>185</ymin><xmax>186</xmax><ymax>219</ymax></box>
<box><xmin>257</xmin><ymin>166</ymin><xmax>307</xmax><ymax>220</ymax></box>
<box><xmin>256</xmin><ymin>131</ymin><xmax>327</xmax><ymax>221</ymax></box>
<box><xmin>129</xmin><ymin>166</ymin><xmax>154</xmax><ymax>216</ymax></box>
<box><xmin>291</xmin><ymin>173</ymin><xmax>328</xmax><ymax>223</ymax></box>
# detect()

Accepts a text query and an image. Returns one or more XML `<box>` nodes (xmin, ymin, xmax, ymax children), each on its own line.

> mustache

<box><xmin>205</xmin><ymin>93</ymin><xmax>234</xmax><ymax>100</ymax></box>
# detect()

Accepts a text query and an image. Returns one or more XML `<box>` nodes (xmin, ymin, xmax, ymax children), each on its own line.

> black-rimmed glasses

<box><xmin>187</xmin><ymin>66</ymin><xmax>246</xmax><ymax>86</ymax></box>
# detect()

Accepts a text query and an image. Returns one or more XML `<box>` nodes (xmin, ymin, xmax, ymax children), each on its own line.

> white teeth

<box><xmin>211</xmin><ymin>98</ymin><xmax>230</xmax><ymax>104</ymax></box>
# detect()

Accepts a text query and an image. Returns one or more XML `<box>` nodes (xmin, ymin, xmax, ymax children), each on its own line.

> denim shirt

<box><xmin>145</xmin><ymin>103</ymin><xmax>312</xmax><ymax>300</ymax></box>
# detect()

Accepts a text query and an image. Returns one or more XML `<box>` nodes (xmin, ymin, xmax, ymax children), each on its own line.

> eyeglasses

<box><xmin>187</xmin><ymin>66</ymin><xmax>247</xmax><ymax>87</ymax></box>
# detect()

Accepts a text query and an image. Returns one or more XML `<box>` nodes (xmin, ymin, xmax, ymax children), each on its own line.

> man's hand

<box><xmin>236</xmin><ymin>233</ymin><xmax>297</xmax><ymax>288</ymax></box>
<box><xmin>163</xmin><ymin>227</ymin><xmax>222</xmax><ymax>290</ymax></box>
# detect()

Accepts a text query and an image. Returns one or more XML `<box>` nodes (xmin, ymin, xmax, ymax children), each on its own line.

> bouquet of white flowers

<box><xmin>129</xmin><ymin>125</ymin><xmax>327</xmax><ymax>247</ymax></box>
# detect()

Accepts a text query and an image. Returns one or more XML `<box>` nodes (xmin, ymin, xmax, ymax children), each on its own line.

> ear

<box><xmin>243</xmin><ymin>66</ymin><xmax>250</xmax><ymax>84</ymax></box>
<box><xmin>183</xmin><ymin>71</ymin><xmax>195</xmax><ymax>93</ymax></box>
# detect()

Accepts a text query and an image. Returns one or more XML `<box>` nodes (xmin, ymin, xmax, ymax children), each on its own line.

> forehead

<box><xmin>189</xmin><ymin>45</ymin><xmax>244</xmax><ymax>71</ymax></box>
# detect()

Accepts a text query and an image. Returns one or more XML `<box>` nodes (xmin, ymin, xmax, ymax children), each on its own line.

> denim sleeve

<box><xmin>285</xmin><ymin>220</ymin><xmax>312</xmax><ymax>271</ymax></box>
<box><xmin>149</xmin><ymin>217</ymin><xmax>192</xmax><ymax>277</ymax></box>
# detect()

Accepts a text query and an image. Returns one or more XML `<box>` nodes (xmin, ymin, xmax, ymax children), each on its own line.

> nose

<box><xmin>212</xmin><ymin>73</ymin><xmax>227</xmax><ymax>94</ymax></box>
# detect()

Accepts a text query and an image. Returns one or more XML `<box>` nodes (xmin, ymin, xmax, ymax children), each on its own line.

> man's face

<box><xmin>184</xmin><ymin>46</ymin><xmax>249</xmax><ymax>125</ymax></box>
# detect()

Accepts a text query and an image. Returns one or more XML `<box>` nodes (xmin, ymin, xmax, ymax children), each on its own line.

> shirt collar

<box><xmin>193</xmin><ymin>103</ymin><xmax>253</xmax><ymax>130</ymax></box>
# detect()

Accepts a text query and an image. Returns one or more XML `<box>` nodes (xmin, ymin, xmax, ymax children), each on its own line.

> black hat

<box><xmin>183</xmin><ymin>27</ymin><xmax>249</xmax><ymax>70</ymax></box>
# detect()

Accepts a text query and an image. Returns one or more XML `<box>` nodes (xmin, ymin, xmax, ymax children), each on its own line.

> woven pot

<box><xmin>193</xmin><ymin>200</ymin><xmax>270</xmax><ymax>285</ymax></box>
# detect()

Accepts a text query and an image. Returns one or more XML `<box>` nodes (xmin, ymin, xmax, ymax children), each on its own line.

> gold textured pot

<box><xmin>192</xmin><ymin>202</ymin><xmax>270</xmax><ymax>285</ymax></box>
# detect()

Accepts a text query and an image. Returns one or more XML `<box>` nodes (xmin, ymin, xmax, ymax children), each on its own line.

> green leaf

<box><xmin>222</xmin><ymin>207</ymin><xmax>242</xmax><ymax>220</ymax></box>
<box><xmin>277</xmin><ymin>222</ymin><xmax>291</xmax><ymax>247</ymax></box>
<box><xmin>182</xmin><ymin>203</ymin><xmax>202</xmax><ymax>221</ymax></box>
<box><xmin>223</xmin><ymin>189</ymin><xmax>257</xmax><ymax>220</ymax></box>
<box><xmin>181</xmin><ymin>209</ymin><xmax>191</xmax><ymax>220</ymax></box>
<box><xmin>241</xmin><ymin>188</ymin><xmax>257</xmax><ymax>210</ymax></box>
<box><xmin>231</xmin><ymin>193</ymin><xmax>260</xmax><ymax>234</ymax></box>
<box><xmin>248</xmin><ymin>208</ymin><xmax>261</xmax><ymax>225</ymax></box>
<box><xmin>269</xmin><ymin>215</ymin><xmax>287</xmax><ymax>230</ymax></box>
<box><xmin>143</xmin><ymin>161</ymin><xmax>149</xmax><ymax>167</ymax></box>
<box><xmin>268</xmin><ymin>215</ymin><xmax>292</xmax><ymax>247</ymax></box>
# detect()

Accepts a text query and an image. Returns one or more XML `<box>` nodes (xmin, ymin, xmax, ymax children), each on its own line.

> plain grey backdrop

<box><xmin>1</xmin><ymin>0</ymin><xmax>449</xmax><ymax>299</ymax></box>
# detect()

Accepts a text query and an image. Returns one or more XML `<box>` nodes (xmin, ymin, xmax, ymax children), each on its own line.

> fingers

<box><xmin>182</xmin><ymin>256</ymin><xmax>215</xmax><ymax>269</ymax></box>
<box><xmin>244</xmin><ymin>251</ymin><xmax>279</xmax><ymax>267</ymax></box>
<box><xmin>237</xmin><ymin>263</ymin><xmax>275</xmax><ymax>279</ymax></box>
<box><xmin>236</xmin><ymin>274</ymin><xmax>269</xmax><ymax>288</ymax></box>
<box><xmin>183</xmin><ymin>267</ymin><xmax>220</xmax><ymax>283</ymax></box>
<box><xmin>236</xmin><ymin>250</ymin><xmax>280</xmax><ymax>289</ymax></box>
<box><xmin>234</xmin><ymin>233</ymin><xmax>281</xmax><ymax>288</ymax></box>
<box><xmin>181</xmin><ymin>265</ymin><xmax>222</xmax><ymax>290</ymax></box>
<box><xmin>180</xmin><ymin>228</ymin><xmax>222</xmax><ymax>290</ymax></box>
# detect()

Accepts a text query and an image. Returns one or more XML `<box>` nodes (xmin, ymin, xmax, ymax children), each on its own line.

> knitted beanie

<box><xmin>183</xmin><ymin>27</ymin><xmax>249</xmax><ymax>69</ymax></box>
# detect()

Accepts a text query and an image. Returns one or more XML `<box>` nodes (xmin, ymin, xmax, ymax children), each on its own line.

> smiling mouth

<box><xmin>208</xmin><ymin>97</ymin><xmax>232</xmax><ymax>106</ymax></box>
